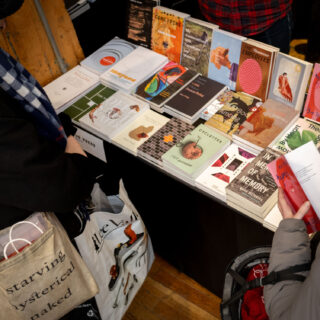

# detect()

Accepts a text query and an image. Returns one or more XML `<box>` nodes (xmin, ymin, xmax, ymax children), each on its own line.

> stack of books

<box><xmin>162</xmin><ymin>124</ymin><xmax>230</xmax><ymax>185</ymax></box>
<box><xmin>164</xmin><ymin>74</ymin><xmax>227</xmax><ymax>124</ymax></box>
<box><xmin>226</xmin><ymin>147</ymin><xmax>280</xmax><ymax>223</ymax></box>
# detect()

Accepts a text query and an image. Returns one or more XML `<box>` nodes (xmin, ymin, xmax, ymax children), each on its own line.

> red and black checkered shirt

<box><xmin>198</xmin><ymin>0</ymin><xmax>292</xmax><ymax>36</ymax></box>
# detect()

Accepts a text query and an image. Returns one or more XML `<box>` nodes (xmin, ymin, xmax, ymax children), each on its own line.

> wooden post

<box><xmin>0</xmin><ymin>0</ymin><xmax>84</xmax><ymax>86</ymax></box>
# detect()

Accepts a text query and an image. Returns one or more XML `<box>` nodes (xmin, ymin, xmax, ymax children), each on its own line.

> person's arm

<box><xmin>264</xmin><ymin>188</ymin><xmax>320</xmax><ymax>320</ymax></box>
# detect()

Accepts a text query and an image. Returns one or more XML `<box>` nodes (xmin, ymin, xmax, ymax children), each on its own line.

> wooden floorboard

<box><xmin>123</xmin><ymin>255</ymin><xmax>221</xmax><ymax>320</ymax></box>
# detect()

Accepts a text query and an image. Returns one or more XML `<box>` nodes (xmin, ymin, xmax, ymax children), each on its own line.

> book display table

<box><xmin>97</xmin><ymin>137</ymin><xmax>274</xmax><ymax>297</ymax></box>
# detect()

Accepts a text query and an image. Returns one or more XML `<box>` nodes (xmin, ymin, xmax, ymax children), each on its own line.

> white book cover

<box><xmin>263</xmin><ymin>204</ymin><xmax>282</xmax><ymax>232</ymax></box>
<box><xmin>79</xmin><ymin>90</ymin><xmax>150</xmax><ymax>141</ymax></box>
<box><xmin>99</xmin><ymin>46</ymin><xmax>168</xmax><ymax>93</ymax></box>
<box><xmin>285</xmin><ymin>141</ymin><xmax>320</xmax><ymax>218</ymax></box>
<box><xmin>195</xmin><ymin>143</ymin><xmax>256</xmax><ymax>201</ymax></box>
<box><xmin>112</xmin><ymin>109</ymin><xmax>170</xmax><ymax>156</ymax></box>
<box><xmin>80</xmin><ymin>36</ymin><xmax>137</xmax><ymax>75</ymax></box>
<box><xmin>44</xmin><ymin>65</ymin><xmax>99</xmax><ymax>111</ymax></box>
<box><xmin>268</xmin><ymin>53</ymin><xmax>313</xmax><ymax>112</ymax></box>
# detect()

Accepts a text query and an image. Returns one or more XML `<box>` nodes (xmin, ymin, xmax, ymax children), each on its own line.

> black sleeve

<box><xmin>0</xmin><ymin>116</ymin><xmax>95</xmax><ymax>214</ymax></box>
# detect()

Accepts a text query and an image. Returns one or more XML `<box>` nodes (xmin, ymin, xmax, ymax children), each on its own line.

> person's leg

<box><xmin>250</xmin><ymin>11</ymin><xmax>293</xmax><ymax>54</ymax></box>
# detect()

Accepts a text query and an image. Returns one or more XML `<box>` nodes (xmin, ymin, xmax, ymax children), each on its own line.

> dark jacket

<box><xmin>0</xmin><ymin>88</ymin><xmax>95</xmax><ymax>234</ymax></box>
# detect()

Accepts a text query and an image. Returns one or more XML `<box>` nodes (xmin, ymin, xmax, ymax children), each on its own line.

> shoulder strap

<box><xmin>221</xmin><ymin>262</ymin><xmax>311</xmax><ymax>307</ymax></box>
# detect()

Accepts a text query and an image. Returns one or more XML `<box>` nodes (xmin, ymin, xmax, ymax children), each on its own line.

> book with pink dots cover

<box><xmin>236</xmin><ymin>39</ymin><xmax>279</xmax><ymax>102</ymax></box>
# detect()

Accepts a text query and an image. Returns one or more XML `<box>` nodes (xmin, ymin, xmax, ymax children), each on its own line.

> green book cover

<box><xmin>63</xmin><ymin>83</ymin><xmax>116</xmax><ymax>122</ymax></box>
<box><xmin>162</xmin><ymin>123</ymin><xmax>230</xmax><ymax>176</ymax></box>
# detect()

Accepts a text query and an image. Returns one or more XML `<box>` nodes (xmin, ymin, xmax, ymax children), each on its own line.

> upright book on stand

<box><xmin>302</xmin><ymin>63</ymin><xmax>320</xmax><ymax>122</ymax></box>
<box><xmin>236</xmin><ymin>39</ymin><xmax>279</xmax><ymax>101</ymax></box>
<box><xmin>80</xmin><ymin>37</ymin><xmax>137</xmax><ymax>75</ymax></box>
<box><xmin>267</xmin><ymin>141</ymin><xmax>320</xmax><ymax>233</ymax></box>
<box><xmin>100</xmin><ymin>46</ymin><xmax>168</xmax><ymax>93</ymax></box>
<box><xmin>207</xmin><ymin>29</ymin><xmax>246</xmax><ymax>90</ymax></box>
<box><xmin>268</xmin><ymin>52</ymin><xmax>313</xmax><ymax>112</ymax></box>
<box><xmin>134</xmin><ymin>61</ymin><xmax>198</xmax><ymax>113</ymax></box>
<box><xmin>125</xmin><ymin>0</ymin><xmax>159</xmax><ymax>48</ymax></box>
<box><xmin>180</xmin><ymin>17</ymin><xmax>219</xmax><ymax>77</ymax></box>
<box><xmin>151</xmin><ymin>6</ymin><xmax>190</xmax><ymax>63</ymax></box>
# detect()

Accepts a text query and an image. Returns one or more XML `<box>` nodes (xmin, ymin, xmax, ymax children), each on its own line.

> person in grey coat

<box><xmin>264</xmin><ymin>187</ymin><xmax>320</xmax><ymax>319</ymax></box>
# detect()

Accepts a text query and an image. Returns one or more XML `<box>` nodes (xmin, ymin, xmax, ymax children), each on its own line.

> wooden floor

<box><xmin>123</xmin><ymin>255</ymin><xmax>222</xmax><ymax>320</ymax></box>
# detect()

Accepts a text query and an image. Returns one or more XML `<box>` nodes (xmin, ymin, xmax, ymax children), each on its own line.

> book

<box><xmin>137</xmin><ymin>117</ymin><xmax>194</xmax><ymax>167</ymax></box>
<box><xmin>111</xmin><ymin>109</ymin><xmax>169</xmax><ymax>156</ymax></box>
<box><xmin>207</xmin><ymin>29</ymin><xmax>246</xmax><ymax>90</ymax></box>
<box><xmin>302</xmin><ymin>63</ymin><xmax>320</xmax><ymax>122</ymax></box>
<box><xmin>180</xmin><ymin>17</ymin><xmax>219</xmax><ymax>77</ymax></box>
<box><xmin>195</xmin><ymin>143</ymin><xmax>256</xmax><ymax>202</ymax></box>
<box><xmin>232</xmin><ymin>99</ymin><xmax>300</xmax><ymax>154</ymax></box>
<box><xmin>151</xmin><ymin>6</ymin><xmax>190</xmax><ymax>63</ymax></box>
<box><xmin>80</xmin><ymin>37</ymin><xmax>137</xmax><ymax>75</ymax></box>
<box><xmin>205</xmin><ymin>91</ymin><xmax>262</xmax><ymax>138</ymax></box>
<box><xmin>78</xmin><ymin>90</ymin><xmax>150</xmax><ymax>141</ymax></box>
<box><xmin>164</xmin><ymin>74</ymin><xmax>227</xmax><ymax>124</ymax></box>
<box><xmin>199</xmin><ymin>87</ymin><xmax>232</xmax><ymax>121</ymax></box>
<box><xmin>263</xmin><ymin>204</ymin><xmax>282</xmax><ymax>232</ymax></box>
<box><xmin>134</xmin><ymin>61</ymin><xmax>198</xmax><ymax>113</ymax></box>
<box><xmin>44</xmin><ymin>65</ymin><xmax>100</xmax><ymax>111</ymax></box>
<box><xmin>125</xmin><ymin>0</ymin><xmax>159</xmax><ymax>48</ymax></box>
<box><xmin>267</xmin><ymin>141</ymin><xmax>320</xmax><ymax>233</ymax></box>
<box><xmin>271</xmin><ymin>117</ymin><xmax>320</xmax><ymax>154</ymax></box>
<box><xmin>268</xmin><ymin>52</ymin><xmax>313</xmax><ymax>112</ymax></box>
<box><xmin>226</xmin><ymin>148</ymin><xmax>280</xmax><ymax>220</ymax></box>
<box><xmin>236</xmin><ymin>38</ymin><xmax>279</xmax><ymax>101</ymax></box>
<box><xmin>161</xmin><ymin>123</ymin><xmax>231</xmax><ymax>185</ymax></box>
<box><xmin>99</xmin><ymin>46</ymin><xmax>168</xmax><ymax>93</ymax></box>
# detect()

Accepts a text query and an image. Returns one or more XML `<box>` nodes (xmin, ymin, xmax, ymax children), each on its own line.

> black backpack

<box><xmin>220</xmin><ymin>245</ymin><xmax>311</xmax><ymax>320</ymax></box>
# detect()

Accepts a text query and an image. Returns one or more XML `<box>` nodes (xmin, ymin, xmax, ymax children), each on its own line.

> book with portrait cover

<box><xmin>207</xmin><ymin>29</ymin><xmax>246</xmax><ymax>91</ymax></box>
<box><xmin>78</xmin><ymin>90</ymin><xmax>150</xmax><ymax>141</ymax></box>
<box><xmin>205</xmin><ymin>91</ymin><xmax>261</xmax><ymax>138</ymax></box>
<box><xmin>100</xmin><ymin>46</ymin><xmax>168</xmax><ymax>93</ymax></box>
<box><xmin>80</xmin><ymin>37</ymin><xmax>137</xmax><ymax>75</ymax></box>
<box><xmin>267</xmin><ymin>141</ymin><xmax>320</xmax><ymax>233</ymax></box>
<box><xmin>137</xmin><ymin>117</ymin><xmax>195</xmax><ymax>167</ymax></box>
<box><xmin>232</xmin><ymin>99</ymin><xmax>300</xmax><ymax>154</ymax></box>
<box><xmin>164</xmin><ymin>74</ymin><xmax>227</xmax><ymax>124</ymax></box>
<box><xmin>268</xmin><ymin>52</ymin><xmax>312</xmax><ymax>112</ymax></box>
<box><xmin>112</xmin><ymin>109</ymin><xmax>169</xmax><ymax>156</ymax></box>
<box><xmin>134</xmin><ymin>61</ymin><xmax>198</xmax><ymax>113</ymax></box>
<box><xmin>151</xmin><ymin>6</ymin><xmax>190</xmax><ymax>63</ymax></box>
<box><xmin>271</xmin><ymin>117</ymin><xmax>320</xmax><ymax>154</ymax></box>
<box><xmin>236</xmin><ymin>39</ymin><xmax>279</xmax><ymax>101</ymax></box>
<box><xmin>161</xmin><ymin>123</ymin><xmax>230</xmax><ymax>184</ymax></box>
<box><xmin>125</xmin><ymin>0</ymin><xmax>159</xmax><ymax>48</ymax></box>
<box><xmin>302</xmin><ymin>63</ymin><xmax>320</xmax><ymax>123</ymax></box>
<box><xmin>226</xmin><ymin>147</ymin><xmax>280</xmax><ymax>220</ymax></box>
<box><xmin>180</xmin><ymin>17</ymin><xmax>219</xmax><ymax>77</ymax></box>
<box><xmin>195</xmin><ymin>143</ymin><xmax>256</xmax><ymax>202</ymax></box>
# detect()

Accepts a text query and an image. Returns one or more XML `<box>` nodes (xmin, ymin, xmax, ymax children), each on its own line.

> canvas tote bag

<box><xmin>75</xmin><ymin>179</ymin><xmax>155</xmax><ymax>320</ymax></box>
<box><xmin>0</xmin><ymin>212</ymin><xmax>99</xmax><ymax>320</ymax></box>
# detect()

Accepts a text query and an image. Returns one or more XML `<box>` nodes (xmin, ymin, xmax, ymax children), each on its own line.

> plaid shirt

<box><xmin>198</xmin><ymin>0</ymin><xmax>292</xmax><ymax>36</ymax></box>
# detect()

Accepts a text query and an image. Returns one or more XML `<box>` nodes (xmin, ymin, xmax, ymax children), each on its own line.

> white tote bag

<box><xmin>75</xmin><ymin>179</ymin><xmax>154</xmax><ymax>320</ymax></box>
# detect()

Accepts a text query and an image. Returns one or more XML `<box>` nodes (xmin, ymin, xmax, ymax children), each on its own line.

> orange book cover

<box><xmin>151</xmin><ymin>7</ymin><xmax>187</xmax><ymax>63</ymax></box>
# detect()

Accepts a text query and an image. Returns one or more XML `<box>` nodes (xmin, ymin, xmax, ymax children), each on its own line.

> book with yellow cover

<box><xmin>151</xmin><ymin>6</ymin><xmax>190</xmax><ymax>63</ymax></box>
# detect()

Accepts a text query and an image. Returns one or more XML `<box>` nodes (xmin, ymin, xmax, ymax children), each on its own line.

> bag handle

<box><xmin>4</xmin><ymin>220</ymin><xmax>44</xmax><ymax>257</ymax></box>
<box><xmin>3</xmin><ymin>238</ymin><xmax>32</xmax><ymax>260</ymax></box>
